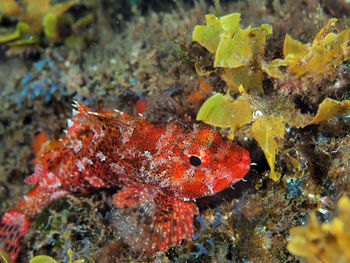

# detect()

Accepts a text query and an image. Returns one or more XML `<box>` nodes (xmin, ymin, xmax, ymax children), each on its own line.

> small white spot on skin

<box><xmin>75</xmin><ymin>157</ymin><xmax>92</xmax><ymax>172</ymax></box>
<box><xmin>207</xmin><ymin>184</ymin><xmax>214</xmax><ymax>194</ymax></box>
<box><xmin>40</xmin><ymin>172</ymin><xmax>61</xmax><ymax>189</ymax></box>
<box><xmin>92</xmin><ymin>127</ymin><xmax>105</xmax><ymax>142</ymax></box>
<box><xmin>110</xmin><ymin>162</ymin><xmax>125</xmax><ymax>174</ymax></box>
<box><xmin>85</xmin><ymin>176</ymin><xmax>105</xmax><ymax>187</ymax></box>
<box><xmin>72</xmin><ymin>139</ymin><xmax>82</xmax><ymax>153</ymax></box>
<box><xmin>76</xmin><ymin>159</ymin><xmax>85</xmax><ymax>172</ymax></box>
<box><xmin>124</xmin><ymin>147</ymin><xmax>139</xmax><ymax>159</ymax></box>
<box><xmin>183</xmin><ymin>167</ymin><xmax>195</xmax><ymax>180</ymax></box>
<box><xmin>149</xmin><ymin>157</ymin><xmax>167</xmax><ymax>171</ymax></box>
<box><xmin>143</xmin><ymin>150</ymin><xmax>152</xmax><ymax>160</ymax></box>
<box><xmin>96</xmin><ymin>151</ymin><xmax>107</xmax><ymax>162</ymax></box>
<box><xmin>50</xmin><ymin>190</ymin><xmax>68</xmax><ymax>200</ymax></box>
<box><xmin>119</xmin><ymin>125</ymin><xmax>135</xmax><ymax>144</ymax></box>
<box><xmin>158</xmin><ymin>174</ymin><xmax>171</xmax><ymax>187</ymax></box>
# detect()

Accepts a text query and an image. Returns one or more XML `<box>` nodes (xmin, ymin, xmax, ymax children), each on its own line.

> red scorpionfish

<box><xmin>0</xmin><ymin>101</ymin><xmax>250</xmax><ymax>262</ymax></box>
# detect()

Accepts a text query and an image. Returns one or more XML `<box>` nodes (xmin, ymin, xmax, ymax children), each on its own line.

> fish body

<box><xmin>0</xmin><ymin>102</ymin><xmax>250</xmax><ymax>261</ymax></box>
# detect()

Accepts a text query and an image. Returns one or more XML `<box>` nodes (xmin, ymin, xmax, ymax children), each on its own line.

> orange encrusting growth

<box><xmin>188</xmin><ymin>78</ymin><xmax>213</xmax><ymax>104</ymax></box>
<box><xmin>32</xmin><ymin>132</ymin><xmax>62</xmax><ymax>163</ymax></box>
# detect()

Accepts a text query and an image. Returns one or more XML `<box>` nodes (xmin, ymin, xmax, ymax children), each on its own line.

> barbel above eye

<box><xmin>189</xmin><ymin>155</ymin><xmax>201</xmax><ymax>166</ymax></box>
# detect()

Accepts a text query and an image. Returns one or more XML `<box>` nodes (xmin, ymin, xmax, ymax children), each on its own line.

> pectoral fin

<box><xmin>111</xmin><ymin>186</ymin><xmax>199</xmax><ymax>254</ymax></box>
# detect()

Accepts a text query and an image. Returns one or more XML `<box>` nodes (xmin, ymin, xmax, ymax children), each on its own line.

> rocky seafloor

<box><xmin>0</xmin><ymin>0</ymin><xmax>350</xmax><ymax>262</ymax></box>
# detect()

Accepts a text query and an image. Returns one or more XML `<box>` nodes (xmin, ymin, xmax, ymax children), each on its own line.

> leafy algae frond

<box><xmin>308</xmin><ymin>98</ymin><xmax>350</xmax><ymax>125</ymax></box>
<box><xmin>251</xmin><ymin>116</ymin><xmax>285</xmax><ymax>181</ymax></box>
<box><xmin>29</xmin><ymin>249</ymin><xmax>84</xmax><ymax>263</ymax></box>
<box><xmin>193</xmin><ymin>13</ymin><xmax>272</xmax><ymax>93</ymax></box>
<box><xmin>287</xmin><ymin>196</ymin><xmax>350</xmax><ymax>263</ymax></box>
<box><xmin>0</xmin><ymin>0</ymin><xmax>78</xmax><ymax>42</ymax></box>
<box><xmin>263</xmin><ymin>18</ymin><xmax>350</xmax><ymax>78</ymax></box>
<box><xmin>0</xmin><ymin>0</ymin><xmax>93</xmax><ymax>55</ymax></box>
<box><xmin>193</xmin><ymin>13</ymin><xmax>350</xmax><ymax>181</ymax></box>
<box><xmin>0</xmin><ymin>251</ymin><xmax>8</xmax><ymax>263</ymax></box>
<box><xmin>196</xmin><ymin>91</ymin><xmax>253</xmax><ymax>139</ymax></box>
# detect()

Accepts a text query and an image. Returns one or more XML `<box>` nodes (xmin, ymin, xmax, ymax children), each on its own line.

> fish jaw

<box><xmin>211</xmin><ymin>144</ymin><xmax>251</xmax><ymax>193</ymax></box>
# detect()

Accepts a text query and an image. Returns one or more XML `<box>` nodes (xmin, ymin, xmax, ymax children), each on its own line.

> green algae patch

<box><xmin>192</xmin><ymin>14</ymin><xmax>228</xmax><ymax>53</ymax></box>
<box><xmin>251</xmin><ymin>116</ymin><xmax>285</xmax><ymax>181</ymax></box>
<box><xmin>221</xmin><ymin>67</ymin><xmax>263</xmax><ymax>93</ymax></box>
<box><xmin>0</xmin><ymin>22</ymin><xmax>31</xmax><ymax>43</ymax></box>
<box><xmin>193</xmin><ymin>13</ymin><xmax>350</xmax><ymax>181</ymax></box>
<box><xmin>214</xmin><ymin>23</ymin><xmax>272</xmax><ymax>68</ymax></box>
<box><xmin>308</xmin><ymin>98</ymin><xmax>350</xmax><ymax>125</ymax></box>
<box><xmin>0</xmin><ymin>0</ymin><xmax>21</xmax><ymax>16</ymax></box>
<box><xmin>30</xmin><ymin>249</ymin><xmax>84</xmax><ymax>263</ymax></box>
<box><xmin>263</xmin><ymin>19</ymin><xmax>350</xmax><ymax>78</ymax></box>
<box><xmin>193</xmin><ymin>13</ymin><xmax>271</xmax><ymax>93</ymax></box>
<box><xmin>287</xmin><ymin>196</ymin><xmax>350</xmax><ymax>263</ymax></box>
<box><xmin>0</xmin><ymin>0</ymin><xmax>92</xmax><ymax>55</ymax></box>
<box><xmin>197</xmin><ymin>92</ymin><xmax>253</xmax><ymax>139</ymax></box>
<box><xmin>30</xmin><ymin>255</ymin><xmax>58</xmax><ymax>263</ymax></box>
<box><xmin>193</xmin><ymin>13</ymin><xmax>272</xmax><ymax>68</ymax></box>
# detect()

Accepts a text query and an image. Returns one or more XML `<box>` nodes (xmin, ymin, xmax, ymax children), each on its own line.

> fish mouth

<box><xmin>212</xmin><ymin>147</ymin><xmax>251</xmax><ymax>193</ymax></box>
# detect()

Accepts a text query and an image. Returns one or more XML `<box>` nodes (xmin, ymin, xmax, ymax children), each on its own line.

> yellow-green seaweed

<box><xmin>30</xmin><ymin>255</ymin><xmax>58</xmax><ymax>263</ymax></box>
<box><xmin>29</xmin><ymin>249</ymin><xmax>84</xmax><ymax>263</ymax></box>
<box><xmin>263</xmin><ymin>19</ymin><xmax>350</xmax><ymax>78</ymax></box>
<box><xmin>0</xmin><ymin>0</ymin><xmax>80</xmax><ymax>50</ymax></box>
<box><xmin>251</xmin><ymin>116</ymin><xmax>285</xmax><ymax>181</ymax></box>
<box><xmin>308</xmin><ymin>98</ymin><xmax>350</xmax><ymax>125</ymax></box>
<box><xmin>193</xmin><ymin>12</ymin><xmax>271</xmax><ymax>93</ymax></box>
<box><xmin>196</xmin><ymin>92</ymin><xmax>253</xmax><ymax>139</ymax></box>
<box><xmin>287</xmin><ymin>196</ymin><xmax>350</xmax><ymax>263</ymax></box>
<box><xmin>0</xmin><ymin>251</ymin><xmax>8</xmax><ymax>263</ymax></box>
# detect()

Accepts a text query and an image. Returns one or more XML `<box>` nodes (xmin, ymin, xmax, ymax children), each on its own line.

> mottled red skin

<box><xmin>0</xmin><ymin>102</ymin><xmax>250</xmax><ymax>262</ymax></box>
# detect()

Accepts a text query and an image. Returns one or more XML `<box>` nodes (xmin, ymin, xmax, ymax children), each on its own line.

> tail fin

<box><xmin>0</xmin><ymin>209</ymin><xmax>33</xmax><ymax>262</ymax></box>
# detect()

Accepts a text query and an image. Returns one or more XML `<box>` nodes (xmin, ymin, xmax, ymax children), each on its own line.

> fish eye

<box><xmin>189</xmin><ymin>155</ymin><xmax>201</xmax><ymax>166</ymax></box>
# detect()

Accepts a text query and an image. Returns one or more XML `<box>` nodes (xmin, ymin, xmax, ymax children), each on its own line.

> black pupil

<box><xmin>189</xmin><ymin>156</ymin><xmax>201</xmax><ymax>166</ymax></box>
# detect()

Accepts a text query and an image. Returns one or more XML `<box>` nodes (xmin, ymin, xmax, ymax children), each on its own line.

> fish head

<box><xmin>169</xmin><ymin>123</ymin><xmax>250</xmax><ymax>199</ymax></box>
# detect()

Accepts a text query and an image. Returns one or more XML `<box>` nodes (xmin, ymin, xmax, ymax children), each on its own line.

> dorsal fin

<box><xmin>71</xmin><ymin>101</ymin><xmax>140</xmax><ymax>131</ymax></box>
